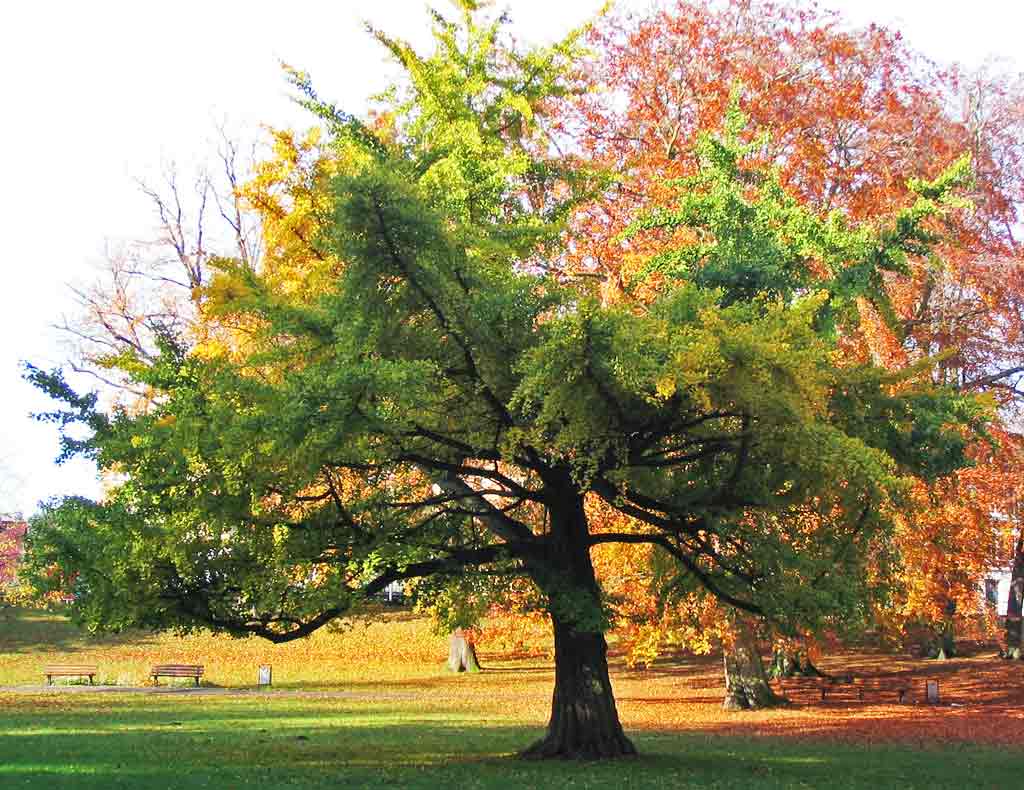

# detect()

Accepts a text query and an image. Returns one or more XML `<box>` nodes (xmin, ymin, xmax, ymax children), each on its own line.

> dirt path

<box><xmin>0</xmin><ymin>685</ymin><xmax>419</xmax><ymax>698</ymax></box>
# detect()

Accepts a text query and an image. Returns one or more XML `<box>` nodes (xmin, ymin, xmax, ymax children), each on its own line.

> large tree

<box><xmin>26</xmin><ymin>3</ymin><xmax>985</xmax><ymax>760</ymax></box>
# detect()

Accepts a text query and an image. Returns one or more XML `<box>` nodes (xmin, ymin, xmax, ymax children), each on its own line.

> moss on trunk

<box><xmin>723</xmin><ymin>616</ymin><xmax>788</xmax><ymax>711</ymax></box>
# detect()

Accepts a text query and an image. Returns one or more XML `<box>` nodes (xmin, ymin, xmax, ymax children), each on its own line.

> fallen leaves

<box><xmin>4</xmin><ymin>608</ymin><xmax>1023</xmax><ymax>748</ymax></box>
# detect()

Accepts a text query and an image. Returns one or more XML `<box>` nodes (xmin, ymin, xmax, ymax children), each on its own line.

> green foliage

<box><xmin>24</xmin><ymin>5</ymin><xmax>984</xmax><ymax>654</ymax></box>
<box><xmin>626</xmin><ymin>100</ymin><xmax>973</xmax><ymax>338</ymax></box>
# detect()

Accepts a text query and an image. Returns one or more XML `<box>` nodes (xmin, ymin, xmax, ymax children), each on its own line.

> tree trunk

<box><xmin>768</xmin><ymin>649</ymin><xmax>829</xmax><ymax>679</ymax></box>
<box><xmin>521</xmin><ymin>615</ymin><xmax>636</xmax><ymax>760</ymax></box>
<box><xmin>936</xmin><ymin>620</ymin><xmax>956</xmax><ymax>660</ymax></box>
<box><xmin>521</xmin><ymin>480</ymin><xmax>636</xmax><ymax>760</ymax></box>
<box><xmin>767</xmin><ymin>649</ymin><xmax>798</xmax><ymax>680</ymax></box>
<box><xmin>1005</xmin><ymin>528</ymin><xmax>1023</xmax><ymax>654</ymax></box>
<box><xmin>722</xmin><ymin>616</ymin><xmax>787</xmax><ymax>711</ymax></box>
<box><xmin>447</xmin><ymin>629</ymin><xmax>481</xmax><ymax>673</ymax></box>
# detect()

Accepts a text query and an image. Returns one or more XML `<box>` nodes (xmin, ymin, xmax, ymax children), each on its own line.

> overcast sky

<box><xmin>1</xmin><ymin>0</ymin><xmax>1021</xmax><ymax>517</ymax></box>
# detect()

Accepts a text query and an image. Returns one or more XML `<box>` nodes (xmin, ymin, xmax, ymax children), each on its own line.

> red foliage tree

<box><xmin>555</xmin><ymin>0</ymin><xmax>1024</xmax><ymax>683</ymax></box>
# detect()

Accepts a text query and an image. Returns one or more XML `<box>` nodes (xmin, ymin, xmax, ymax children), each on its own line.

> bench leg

<box><xmin>46</xmin><ymin>676</ymin><xmax>51</xmax><ymax>686</ymax></box>
<box><xmin>89</xmin><ymin>676</ymin><xmax>93</xmax><ymax>685</ymax></box>
<box><xmin>195</xmin><ymin>676</ymin><xmax>200</xmax><ymax>687</ymax></box>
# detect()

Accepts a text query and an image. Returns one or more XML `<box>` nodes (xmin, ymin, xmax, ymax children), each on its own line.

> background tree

<box><xmin>1002</xmin><ymin>491</ymin><xmax>1024</xmax><ymax>658</ymax></box>
<box><xmin>0</xmin><ymin>456</ymin><xmax>29</xmax><ymax>613</ymax></box>
<box><xmin>560</xmin><ymin>0</ymin><xmax>1024</xmax><ymax>681</ymax></box>
<box><xmin>58</xmin><ymin>128</ymin><xmax>262</xmax><ymax>398</ymax></box>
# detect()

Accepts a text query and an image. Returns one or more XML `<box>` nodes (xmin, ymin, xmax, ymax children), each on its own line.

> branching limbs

<box><xmin>160</xmin><ymin>544</ymin><xmax>522</xmax><ymax>643</ymax></box>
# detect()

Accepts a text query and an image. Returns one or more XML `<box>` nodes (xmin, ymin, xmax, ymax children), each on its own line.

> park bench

<box><xmin>854</xmin><ymin>675</ymin><xmax>911</xmax><ymax>703</ymax></box>
<box><xmin>775</xmin><ymin>675</ymin><xmax>858</xmax><ymax>703</ymax></box>
<box><xmin>776</xmin><ymin>676</ymin><xmax>833</xmax><ymax>702</ymax></box>
<box><xmin>43</xmin><ymin>664</ymin><xmax>98</xmax><ymax>685</ymax></box>
<box><xmin>150</xmin><ymin>664</ymin><xmax>204</xmax><ymax>686</ymax></box>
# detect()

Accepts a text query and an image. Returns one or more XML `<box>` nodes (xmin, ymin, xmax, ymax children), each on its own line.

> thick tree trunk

<box><xmin>722</xmin><ymin>616</ymin><xmax>787</xmax><ymax>711</ymax></box>
<box><xmin>447</xmin><ymin>629</ymin><xmax>481</xmax><ymax>672</ymax></box>
<box><xmin>522</xmin><ymin>480</ymin><xmax>636</xmax><ymax>760</ymax></box>
<box><xmin>1005</xmin><ymin>529</ymin><xmax>1023</xmax><ymax>657</ymax></box>
<box><xmin>521</xmin><ymin>616</ymin><xmax>636</xmax><ymax>760</ymax></box>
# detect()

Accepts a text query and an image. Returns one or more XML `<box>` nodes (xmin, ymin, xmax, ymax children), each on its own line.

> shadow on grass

<box><xmin>0</xmin><ymin>697</ymin><xmax>1021</xmax><ymax>790</ymax></box>
<box><xmin>0</xmin><ymin>608</ymin><xmax>157</xmax><ymax>655</ymax></box>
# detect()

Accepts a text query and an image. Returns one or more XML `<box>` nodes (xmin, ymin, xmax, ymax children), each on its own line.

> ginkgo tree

<box><xmin>26</xmin><ymin>2</ymin><xmax>986</xmax><ymax>760</ymax></box>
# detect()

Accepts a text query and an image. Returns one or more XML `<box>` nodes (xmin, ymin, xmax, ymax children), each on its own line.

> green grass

<box><xmin>3</xmin><ymin>608</ymin><xmax>1023</xmax><ymax>788</ymax></box>
<box><xmin>0</xmin><ymin>694</ymin><xmax>1020</xmax><ymax>789</ymax></box>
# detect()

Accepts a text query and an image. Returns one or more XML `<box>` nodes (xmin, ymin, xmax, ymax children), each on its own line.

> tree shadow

<box><xmin>0</xmin><ymin>697</ymin><xmax>1020</xmax><ymax>789</ymax></box>
<box><xmin>0</xmin><ymin>608</ymin><xmax>157</xmax><ymax>655</ymax></box>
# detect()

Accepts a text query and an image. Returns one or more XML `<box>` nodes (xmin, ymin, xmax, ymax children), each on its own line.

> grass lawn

<box><xmin>2</xmin><ymin>694</ymin><xmax>1022</xmax><ymax>789</ymax></box>
<box><xmin>2</xmin><ymin>608</ymin><xmax>1023</xmax><ymax>788</ymax></box>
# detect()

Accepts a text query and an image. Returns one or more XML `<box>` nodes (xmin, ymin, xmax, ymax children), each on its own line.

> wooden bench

<box><xmin>776</xmin><ymin>677</ymin><xmax>833</xmax><ymax>702</ymax></box>
<box><xmin>775</xmin><ymin>675</ymin><xmax>859</xmax><ymax>703</ymax></box>
<box><xmin>150</xmin><ymin>664</ymin><xmax>204</xmax><ymax>686</ymax></box>
<box><xmin>854</xmin><ymin>676</ymin><xmax>911</xmax><ymax>703</ymax></box>
<box><xmin>43</xmin><ymin>665</ymin><xmax>97</xmax><ymax>685</ymax></box>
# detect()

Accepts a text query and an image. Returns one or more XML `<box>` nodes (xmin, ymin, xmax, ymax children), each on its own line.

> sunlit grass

<box><xmin>1</xmin><ymin>606</ymin><xmax>453</xmax><ymax>687</ymax></box>
<box><xmin>0</xmin><ymin>694</ymin><xmax>1021</xmax><ymax>789</ymax></box>
<box><xmin>3</xmin><ymin>607</ymin><xmax>1024</xmax><ymax>788</ymax></box>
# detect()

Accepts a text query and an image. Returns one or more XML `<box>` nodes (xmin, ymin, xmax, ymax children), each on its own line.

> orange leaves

<box><xmin>563</xmin><ymin>0</ymin><xmax>1024</xmax><ymax>656</ymax></box>
<box><xmin>886</xmin><ymin>428</ymin><xmax>1024</xmax><ymax>641</ymax></box>
<box><xmin>0</xmin><ymin>520</ymin><xmax>26</xmax><ymax>586</ymax></box>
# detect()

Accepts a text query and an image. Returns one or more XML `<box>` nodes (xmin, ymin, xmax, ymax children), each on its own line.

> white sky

<box><xmin>1</xmin><ymin>0</ymin><xmax>1021</xmax><ymax>517</ymax></box>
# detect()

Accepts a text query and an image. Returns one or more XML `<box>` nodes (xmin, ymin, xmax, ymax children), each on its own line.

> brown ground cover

<box><xmin>607</xmin><ymin>648</ymin><xmax>1024</xmax><ymax>747</ymax></box>
<box><xmin>406</xmin><ymin>641</ymin><xmax>1024</xmax><ymax>748</ymax></box>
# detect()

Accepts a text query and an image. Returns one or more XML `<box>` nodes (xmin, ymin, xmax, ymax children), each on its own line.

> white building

<box><xmin>984</xmin><ymin>569</ymin><xmax>1015</xmax><ymax>616</ymax></box>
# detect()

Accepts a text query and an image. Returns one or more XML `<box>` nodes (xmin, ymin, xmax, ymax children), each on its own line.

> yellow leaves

<box><xmin>502</xmin><ymin>92</ymin><xmax>534</xmax><ymax>126</ymax></box>
<box><xmin>654</xmin><ymin>374</ymin><xmax>677</xmax><ymax>400</ymax></box>
<box><xmin>1</xmin><ymin>609</ymin><xmax>459</xmax><ymax>687</ymax></box>
<box><xmin>198</xmin><ymin>271</ymin><xmax>256</xmax><ymax>325</ymax></box>
<box><xmin>646</xmin><ymin>290</ymin><xmax>832</xmax><ymax>420</ymax></box>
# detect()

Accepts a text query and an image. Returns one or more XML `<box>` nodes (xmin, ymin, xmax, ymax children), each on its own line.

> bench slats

<box><xmin>43</xmin><ymin>665</ymin><xmax>98</xmax><ymax>685</ymax></box>
<box><xmin>781</xmin><ymin>680</ymin><xmax>828</xmax><ymax>701</ymax></box>
<box><xmin>854</xmin><ymin>676</ymin><xmax>910</xmax><ymax>703</ymax></box>
<box><xmin>775</xmin><ymin>677</ymin><xmax>858</xmax><ymax>702</ymax></box>
<box><xmin>150</xmin><ymin>664</ymin><xmax>204</xmax><ymax>686</ymax></box>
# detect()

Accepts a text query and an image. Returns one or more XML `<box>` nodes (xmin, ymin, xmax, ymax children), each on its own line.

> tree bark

<box><xmin>521</xmin><ymin>481</ymin><xmax>636</xmax><ymax>760</ymax></box>
<box><xmin>768</xmin><ymin>649</ymin><xmax>827</xmax><ymax>680</ymax></box>
<box><xmin>722</xmin><ymin>615</ymin><xmax>787</xmax><ymax>711</ymax></box>
<box><xmin>447</xmin><ymin>629</ymin><xmax>482</xmax><ymax>673</ymax></box>
<box><xmin>1005</xmin><ymin>528</ymin><xmax>1023</xmax><ymax>655</ymax></box>
<box><xmin>521</xmin><ymin>615</ymin><xmax>636</xmax><ymax>760</ymax></box>
<box><xmin>936</xmin><ymin>619</ymin><xmax>956</xmax><ymax>660</ymax></box>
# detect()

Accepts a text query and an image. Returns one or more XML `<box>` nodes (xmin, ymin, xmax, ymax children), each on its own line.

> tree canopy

<box><xmin>25</xmin><ymin>1</ymin><xmax>991</xmax><ymax>759</ymax></box>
